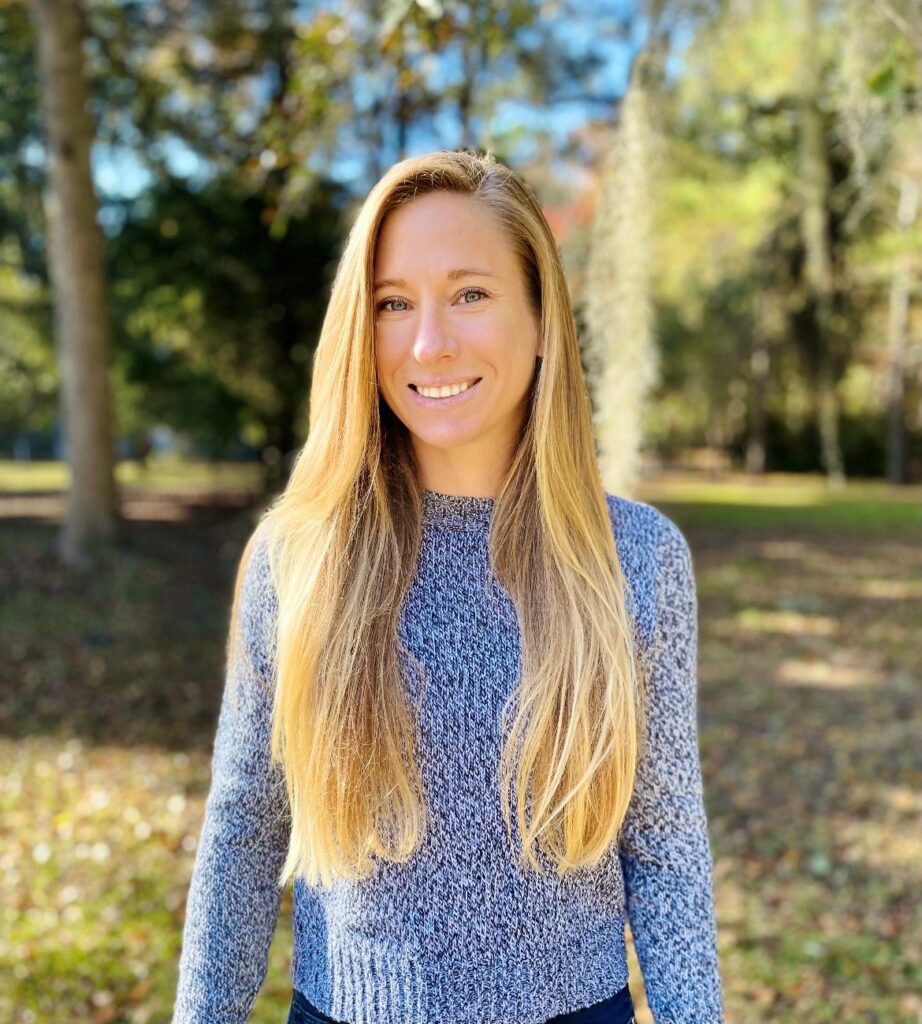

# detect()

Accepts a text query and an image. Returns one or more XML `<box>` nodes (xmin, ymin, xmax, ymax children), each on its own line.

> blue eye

<box><xmin>376</xmin><ymin>287</ymin><xmax>488</xmax><ymax>313</ymax></box>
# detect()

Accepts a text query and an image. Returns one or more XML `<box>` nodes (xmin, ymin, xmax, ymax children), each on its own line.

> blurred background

<box><xmin>2</xmin><ymin>0</ymin><xmax>920</xmax><ymax>1022</ymax></box>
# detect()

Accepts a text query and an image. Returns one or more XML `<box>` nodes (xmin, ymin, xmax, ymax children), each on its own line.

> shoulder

<box><xmin>240</xmin><ymin>516</ymin><xmax>277</xmax><ymax>608</ymax></box>
<box><xmin>603</xmin><ymin>491</ymin><xmax>693</xmax><ymax>571</ymax></box>
<box><xmin>602</xmin><ymin>492</ymin><xmax>696</xmax><ymax>640</ymax></box>
<box><xmin>237</xmin><ymin>516</ymin><xmax>279</xmax><ymax>682</ymax></box>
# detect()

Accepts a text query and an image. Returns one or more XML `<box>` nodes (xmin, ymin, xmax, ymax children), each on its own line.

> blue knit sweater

<box><xmin>172</xmin><ymin>490</ymin><xmax>724</xmax><ymax>1024</ymax></box>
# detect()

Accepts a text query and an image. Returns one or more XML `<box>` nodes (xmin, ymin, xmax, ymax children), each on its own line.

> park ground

<box><xmin>1</xmin><ymin>461</ymin><xmax>920</xmax><ymax>1024</ymax></box>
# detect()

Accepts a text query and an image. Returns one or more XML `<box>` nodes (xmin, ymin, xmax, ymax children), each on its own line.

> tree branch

<box><xmin>874</xmin><ymin>0</ymin><xmax>922</xmax><ymax>54</ymax></box>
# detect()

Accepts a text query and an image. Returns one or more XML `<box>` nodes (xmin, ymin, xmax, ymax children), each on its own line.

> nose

<box><xmin>412</xmin><ymin>300</ymin><xmax>458</xmax><ymax>363</ymax></box>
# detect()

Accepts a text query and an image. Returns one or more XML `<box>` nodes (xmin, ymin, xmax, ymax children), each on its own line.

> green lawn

<box><xmin>0</xmin><ymin>456</ymin><xmax>265</xmax><ymax>495</ymax></box>
<box><xmin>639</xmin><ymin>470</ymin><xmax>922</xmax><ymax>531</ymax></box>
<box><xmin>1</xmin><ymin>469</ymin><xmax>919</xmax><ymax>1023</ymax></box>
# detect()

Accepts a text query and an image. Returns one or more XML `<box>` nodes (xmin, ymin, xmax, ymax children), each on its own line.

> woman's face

<box><xmin>373</xmin><ymin>191</ymin><xmax>542</xmax><ymax>483</ymax></box>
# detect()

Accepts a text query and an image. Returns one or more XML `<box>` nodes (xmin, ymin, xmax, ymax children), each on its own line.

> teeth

<box><xmin>416</xmin><ymin>380</ymin><xmax>476</xmax><ymax>399</ymax></box>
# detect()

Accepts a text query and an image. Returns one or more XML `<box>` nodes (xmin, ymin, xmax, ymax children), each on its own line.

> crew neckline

<box><xmin>422</xmin><ymin>488</ymin><xmax>495</xmax><ymax>531</ymax></box>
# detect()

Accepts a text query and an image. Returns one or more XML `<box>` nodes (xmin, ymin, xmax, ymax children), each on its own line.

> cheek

<box><xmin>374</xmin><ymin>332</ymin><xmax>397</xmax><ymax>379</ymax></box>
<box><xmin>374</xmin><ymin>334</ymin><xmax>412</xmax><ymax>408</ymax></box>
<box><xmin>463</xmin><ymin>311</ymin><xmax>507</xmax><ymax>352</ymax></box>
<box><xmin>492</xmin><ymin>309</ymin><xmax>538</xmax><ymax>363</ymax></box>
<box><xmin>375</xmin><ymin>321</ymin><xmax>411</xmax><ymax>357</ymax></box>
<box><xmin>373</xmin><ymin>349</ymin><xmax>392</xmax><ymax>400</ymax></box>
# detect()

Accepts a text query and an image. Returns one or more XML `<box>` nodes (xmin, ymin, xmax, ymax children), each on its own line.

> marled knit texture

<box><xmin>172</xmin><ymin>490</ymin><xmax>724</xmax><ymax>1024</ymax></box>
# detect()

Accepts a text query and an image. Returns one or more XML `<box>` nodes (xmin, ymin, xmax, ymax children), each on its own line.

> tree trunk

<box><xmin>799</xmin><ymin>0</ymin><xmax>845</xmax><ymax>487</ymax></box>
<box><xmin>585</xmin><ymin>13</ymin><xmax>668</xmax><ymax>498</ymax></box>
<box><xmin>886</xmin><ymin>175</ymin><xmax>919</xmax><ymax>483</ymax></box>
<box><xmin>458</xmin><ymin>31</ymin><xmax>473</xmax><ymax>150</ymax></box>
<box><xmin>395</xmin><ymin>42</ymin><xmax>409</xmax><ymax>161</ymax></box>
<box><xmin>30</xmin><ymin>0</ymin><xmax>119</xmax><ymax>566</ymax></box>
<box><xmin>746</xmin><ymin>327</ymin><xmax>770</xmax><ymax>475</ymax></box>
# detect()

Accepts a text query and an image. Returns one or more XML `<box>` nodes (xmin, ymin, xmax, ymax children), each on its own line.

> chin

<box><xmin>410</xmin><ymin>424</ymin><xmax>482</xmax><ymax>449</ymax></box>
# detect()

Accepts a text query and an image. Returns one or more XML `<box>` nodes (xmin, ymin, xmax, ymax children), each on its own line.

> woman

<box><xmin>171</xmin><ymin>149</ymin><xmax>724</xmax><ymax>1024</ymax></box>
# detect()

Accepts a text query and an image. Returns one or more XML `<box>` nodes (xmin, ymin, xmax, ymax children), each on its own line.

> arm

<box><xmin>618</xmin><ymin>515</ymin><xmax>724</xmax><ymax>1024</ymax></box>
<box><xmin>172</xmin><ymin>525</ymin><xmax>290</xmax><ymax>1024</ymax></box>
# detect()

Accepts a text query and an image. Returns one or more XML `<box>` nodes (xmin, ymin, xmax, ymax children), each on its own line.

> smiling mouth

<box><xmin>409</xmin><ymin>378</ymin><xmax>482</xmax><ymax>398</ymax></box>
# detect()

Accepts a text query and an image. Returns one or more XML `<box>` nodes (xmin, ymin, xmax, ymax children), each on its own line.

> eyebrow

<box><xmin>373</xmin><ymin>268</ymin><xmax>498</xmax><ymax>291</ymax></box>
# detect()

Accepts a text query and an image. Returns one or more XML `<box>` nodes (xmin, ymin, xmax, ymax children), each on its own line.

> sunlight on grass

<box><xmin>755</xmin><ymin>539</ymin><xmax>812</xmax><ymax>560</ymax></box>
<box><xmin>645</xmin><ymin>475</ymin><xmax>834</xmax><ymax>506</ymax></box>
<box><xmin>857</xmin><ymin>579</ymin><xmax>922</xmax><ymax>600</ymax></box>
<box><xmin>637</xmin><ymin>471</ymin><xmax>922</xmax><ymax>531</ymax></box>
<box><xmin>640</xmin><ymin>471</ymin><xmax>922</xmax><ymax>506</ymax></box>
<box><xmin>774</xmin><ymin>657</ymin><xmax>885</xmax><ymax>689</ymax></box>
<box><xmin>736</xmin><ymin>608</ymin><xmax>838</xmax><ymax>636</ymax></box>
<box><xmin>834</xmin><ymin>809</ymin><xmax>922</xmax><ymax>873</ymax></box>
<box><xmin>882</xmin><ymin>785</ymin><xmax>922</xmax><ymax>816</ymax></box>
<box><xmin>0</xmin><ymin>458</ymin><xmax>265</xmax><ymax>494</ymax></box>
<box><xmin>1</xmin><ymin>736</ymin><xmax>203</xmax><ymax>1022</ymax></box>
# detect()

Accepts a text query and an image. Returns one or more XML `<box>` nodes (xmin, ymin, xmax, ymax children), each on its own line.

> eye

<box><xmin>377</xmin><ymin>296</ymin><xmax>408</xmax><ymax>313</ymax></box>
<box><xmin>458</xmin><ymin>287</ymin><xmax>488</xmax><ymax>304</ymax></box>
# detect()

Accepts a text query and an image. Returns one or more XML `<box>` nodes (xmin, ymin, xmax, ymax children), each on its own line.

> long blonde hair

<box><xmin>227</xmin><ymin>149</ymin><xmax>645</xmax><ymax>889</ymax></box>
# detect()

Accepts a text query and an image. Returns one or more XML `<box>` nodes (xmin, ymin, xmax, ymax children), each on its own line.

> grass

<box><xmin>2</xmin><ymin>468</ymin><xmax>920</xmax><ymax>1023</ymax></box>
<box><xmin>638</xmin><ymin>469</ymin><xmax>922</xmax><ymax>531</ymax></box>
<box><xmin>0</xmin><ymin>457</ymin><xmax>265</xmax><ymax>495</ymax></box>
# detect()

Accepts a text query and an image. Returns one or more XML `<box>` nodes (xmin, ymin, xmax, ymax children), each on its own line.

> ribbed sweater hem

<box><xmin>293</xmin><ymin>919</ymin><xmax>631</xmax><ymax>1024</ymax></box>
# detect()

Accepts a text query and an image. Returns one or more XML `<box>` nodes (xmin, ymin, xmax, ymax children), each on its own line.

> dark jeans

<box><xmin>286</xmin><ymin>983</ymin><xmax>635</xmax><ymax>1024</ymax></box>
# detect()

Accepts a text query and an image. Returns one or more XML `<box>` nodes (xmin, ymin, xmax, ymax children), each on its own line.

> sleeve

<box><xmin>618</xmin><ymin>514</ymin><xmax>724</xmax><ymax>1024</ymax></box>
<box><xmin>171</xmin><ymin>524</ymin><xmax>291</xmax><ymax>1024</ymax></box>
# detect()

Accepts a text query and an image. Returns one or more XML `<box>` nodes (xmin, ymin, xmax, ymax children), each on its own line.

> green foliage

<box><xmin>2</xmin><ymin>0</ymin><xmax>646</xmax><ymax>461</ymax></box>
<box><xmin>0</xmin><ymin>266</ymin><xmax>56</xmax><ymax>436</ymax></box>
<box><xmin>3</xmin><ymin>0</ymin><xmax>920</xmax><ymax>474</ymax></box>
<box><xmin>647</xmin><ymin>0</ymin><xmax>922</xmax><ymax>476</ymax></box>
<box><xmin>107</xmin><ymin>173</ymin><xmax>348</xmax><ymax>457</ymax></box>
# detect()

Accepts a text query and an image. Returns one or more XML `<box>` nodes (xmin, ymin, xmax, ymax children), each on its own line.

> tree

<box><xmin>832</xmin><ymin>0</ymin><xmax>922</xmax><ymax>484</ymax></box>
<box><xmin>108</xmin><ymin>172</ymin><xmax>348</xmax><ymax>486</ymax></box>
<box><xmin>870</xmin><ymin>1</ymin><xmax>922</xmax><ymax>483</ymax></box>
<box><xmin>584</xmin><ymin>43</ymin><xmax>662</xmax><ymax>497</ymax></box>
<box><xmin>798</xmin><ymin>0</ymin><xmax>846</xmax><ymax>486</ymax></box>
<box><xmin>630</xmin><ymin>0</ymin><xmax>922</xmax><ymax>479</ymax></box>
<box><xmin>29</xmin><ymin>0</ymin><xmax>119</xmax><ymax>566</ymax></box>
<box><xmin>584</xmin><ymin>0</ymin><xmax>719</xmax><ymax>495</ymax></box>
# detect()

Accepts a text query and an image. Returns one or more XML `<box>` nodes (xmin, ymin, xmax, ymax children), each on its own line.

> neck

<box><xmin>411</xmin><ymin>436</ymin><xmax>520</xmax><ymax>500</ymax></box>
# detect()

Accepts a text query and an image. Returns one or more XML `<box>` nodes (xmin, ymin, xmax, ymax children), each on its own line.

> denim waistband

<box><xmin>545</xmin><ymin>982</ymin><xmax>635</xmax><ymax>1023</ymax></box>
<box><xmin>287</xmin><ymin>983</ymin><xmax>635</xmax><ymax>1024</ymax></box>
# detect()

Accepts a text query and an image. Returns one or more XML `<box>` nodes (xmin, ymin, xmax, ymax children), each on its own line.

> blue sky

<box><xmin>89</xmin><ymin>1</ymin><xmax>695</xmax><ymax>209</ymax></box>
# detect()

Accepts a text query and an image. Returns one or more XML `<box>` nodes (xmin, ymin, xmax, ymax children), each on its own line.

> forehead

<box><xmin>374</xmin><ymin>191</ymin><xmax>518</xmax><ymax>275</ymax></box>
